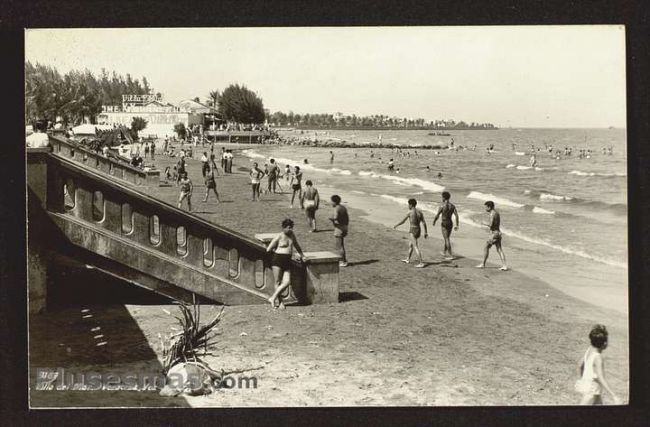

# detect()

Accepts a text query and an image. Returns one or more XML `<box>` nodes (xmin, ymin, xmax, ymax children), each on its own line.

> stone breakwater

<box><xmin>269</xmin><ymin>136</ymin><xmax>448</xmax><ymax>150</ymax></box>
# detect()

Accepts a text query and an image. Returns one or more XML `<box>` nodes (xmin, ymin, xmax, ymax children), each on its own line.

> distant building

<box><xmin>97</xmin><ymin>95</ymin><xmax>218</xmax><ymax>138</ymax></box>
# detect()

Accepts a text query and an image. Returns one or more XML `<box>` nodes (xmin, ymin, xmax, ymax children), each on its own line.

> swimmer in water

<box><xmin>387</xmin><ymin>158</ymin><xmax>395</xmax><ymax>172</ymax></box>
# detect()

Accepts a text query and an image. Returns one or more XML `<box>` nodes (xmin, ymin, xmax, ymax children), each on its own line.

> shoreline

<box><xmin>29</xmin><ymin>148</ymin><xmax>628</xmax><ymax>407</ymax></box>
<box><xmin>239</xmin><ymin>146</ymin><xmax>628</xmax><ymax>315</ymax></box>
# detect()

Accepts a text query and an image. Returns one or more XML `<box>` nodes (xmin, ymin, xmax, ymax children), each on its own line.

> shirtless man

<box><xmin>250</xmin><ymin>162</ymin><xmax>264</xmax><ymax>201</ymax></box>
<box><xmin>289</xmin><ymin>166</ymin><xmax>303</xmax><ymax>208</ymax></box>
<box><xmin>177</xmin><ymin>172</ymin><xmax>193</xmax><ymax>211</ymax></box>
<box><xmin>432</xmin><ymin>191</ymin><xmax>459</xmax><ymax>259</ymax></box>
<box><xmin>477</xmin><ymin>201</ymin><xmax>508</xmax><ymax>270</ymax></box>
<box><xmin>301</xmin><ymin>180</ymin><xmax>320</xmax><ymax>232</ymax></box>
<box><xmin>394</xmin><ymin>198</ymin><xmax>428</xmax><ymax>267</ymax></box>
<box><xmin>329</xmin><ymin>195</ymin><xmax>349</xmax><ymax>267</ymax></box>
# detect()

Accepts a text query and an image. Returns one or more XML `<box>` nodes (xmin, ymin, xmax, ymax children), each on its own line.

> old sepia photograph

<box><xmin>24</xmin><ymin>26</ymin><xmax>628</xmax><ymax>407</ymax></box>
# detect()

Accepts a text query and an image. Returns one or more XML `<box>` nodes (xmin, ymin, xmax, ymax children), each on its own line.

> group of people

<box><xmin>393</xmin><ymin>191</ymin><xmax>508</xmax><ymax>271</ymax></box>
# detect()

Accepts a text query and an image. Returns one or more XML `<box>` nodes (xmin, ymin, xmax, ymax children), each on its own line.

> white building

<box><xmin>97</xmin><ymin>95</ymin><xmax>214</xmax><ymax>138</ymax></box>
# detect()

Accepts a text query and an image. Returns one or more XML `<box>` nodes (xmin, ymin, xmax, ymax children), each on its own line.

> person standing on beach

<box><xmin>330</xmin><ymin>151</ymin><xmax>334</xmax><ymax>164</ymax></box>
<box><xmin>176</xmin><ymin>155</ymin><xmax>186</xmax><ymax>186</ymax></box>
<box><xmin>394</xmin><ymin>198</ymin><xmax>427</xmax><ymax>268</ymax></box>
<box><xmin>201</xmin><ymin>152</ymin><xmax>210</xmax><ymax>177</ymax></box>
<box><xmin>177</xmin><ymin>172</ymin><xmax>193</xmax><ymax>212</ymax></box>
<box><xmin>329</xmin><ymin>195</ymin><xmax>349</xmax><ymax>267</ymax></box>
<box><xmin>476</xmin><ymin>201</ymin><xmax>508</xmax><ymax>270</ymax></box>
<box><xmin>301</xmin><ymin>180</ymin><xmax>320</xmax><ymax>232</ymax></box>
<box><xmin>250</xmin><ymin>162</ymin><xmax>264</xmax><ymax>201</ymax></box>
<box><xmin>266</xmin><ymin>218</ymin><xmax>305</xmax><ymax>309</ymax></box>
<box><xmin>150</xmin><ymin>140</ymin><xmax>156</xmax><ymax>160</ymax></box>
<box><xmin>575</xmin><ymin>325</ymin><xmax>621</xmax><ymax>405</ymax></box>
<box><xmin>202</xmin><ymin>161</ymin><xmax>220</xmax><ymax>203</ymax></box>
<box><xmin>432</xmin><ymin>191</ymin><xmax>459</xmax><ymax>259</ymax></box>
<box><xmin>290</xmin><ymin>166</ymin><xmax>303</xmax><ymax>208</ymax></box>
<box><xmin>284</xmin><ymin>165</ymin><xmax>291</xmax><ymax>183</ymax></box>
<box><xmin>267</xmin><ymin>159</ymin><xmax>280</xmax><ymax>194</ymax></box>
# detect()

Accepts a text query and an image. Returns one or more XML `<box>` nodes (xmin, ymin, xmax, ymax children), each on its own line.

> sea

<box><xmin>241</xmin><ymin>128</ymin><xmax>628</xmax><ymax>313</ymax></box>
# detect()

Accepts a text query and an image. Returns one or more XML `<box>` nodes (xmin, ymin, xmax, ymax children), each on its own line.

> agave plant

<box><xmin>159</xmin><ymin>302</ymin><xmax>224</xmax><ymax>375</ymax></box>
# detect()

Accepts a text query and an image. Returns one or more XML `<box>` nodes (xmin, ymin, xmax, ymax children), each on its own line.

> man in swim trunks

<box><xmin>290</xmin><ymin>166</ymin><xmax>303</xmax><ymax>208</ymax></box>
<box><xmin>476</xmin><ymin>200</ymin><xmax>508</xmax><ymax>271</ymax></box>
<box><xmin>394</xmin><ymin>198</ymin><xmax>428</xmax><ymax>267</ymax></box>
<box><xmin>432</xmin><ymin>191</ymin><xmax>459</xmax><ymax>259</ymax></box>
<box><xmin>177</xmin><ymin>172</ymin><xmax>193</xmax><ymax>212</ymax></box>
<box><xmin>329</xmin><ymin>195</ymin><xmax>349</xmax><ymax>267</ymax></box>
<box><xmin>300</xmin><ymin>180</ymin><xmax>320</xmax><ymax>232</ymax></box>
<box><xmin>250</xmin><ymin>162</ymin><xmax>264</xmax><ymax>201</ymax></box>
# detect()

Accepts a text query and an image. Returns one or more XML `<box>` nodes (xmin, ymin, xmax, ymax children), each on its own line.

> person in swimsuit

<box><xmin>329</xmin><ymin>195</ymin><xmax>349</xmax><ymax>267</ymax></box>
<box><xmin>394</xmin><ymin>198</ymin><xmax>428</xmax><ymax>268</ymax></box>
<box><xmin>266</xmin><ymin>218</ymin><xmax>305</xmax><ymax>309</ymax></box>
<box><xmin>301</xmin><ymin>180</ymin><xmax>320</xmax><ymax>232</ymax></box>
<box><xmin>202</xmin><ymin>161</ymin><xmax>220</xmax><ymax>203</ymax></box>
<box><xmin>575</xmin><ymin>325</ymin><xmax>621</xmax><ymax>405</ymax></box>
<box><xmin>476</xmin><ymin>201</ymin><xmax>508</xmax><ymax>270</ymax></box>
<box><xmin>432</xmin><ymin>191</ymin><xmax>459</xmax><ymax>259</ymax></box>
<box><xmin>177</xmin><ymin>172</ymin><xmax>193</xmax><ymax>212</ymax></box>
<box><xmin>290</xmin><ymin>166</ymin><xmax>303</xmax><ymax>208</ymax></box>
<box><xmin>250</xmin><ymin>162</ymin><xmax>264</xmax><ymax>201</ymax></box>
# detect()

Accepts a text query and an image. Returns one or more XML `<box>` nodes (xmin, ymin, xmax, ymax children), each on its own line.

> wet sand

<box><xmin>29</xmin><ymin>146</ymin><xmax>629</xmax><ymax>407</ymax></box>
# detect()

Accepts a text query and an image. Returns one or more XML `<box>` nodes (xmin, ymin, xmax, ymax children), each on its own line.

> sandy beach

<box><xmin>29</xmin><ymin>146</ymin><xmax>629</xmax><ymax>407</ymax></box>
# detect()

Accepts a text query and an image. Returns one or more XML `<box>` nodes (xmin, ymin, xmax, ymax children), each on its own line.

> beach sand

<box><xmin>29</xmin><ymin>146</ymin><xmax>629</xmax><ymax>407</ymax></box>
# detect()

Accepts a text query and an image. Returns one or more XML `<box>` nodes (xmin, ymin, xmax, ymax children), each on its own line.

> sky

<box><xmin>25</xmin><ymin>26</ymin><xmax>626</xmax><ymax>128</ymax></box>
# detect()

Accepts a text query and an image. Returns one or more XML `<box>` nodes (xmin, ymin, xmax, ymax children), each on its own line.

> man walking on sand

<box><xmin>177</xmin><ymin>172</ymin><xmax>193</xmax><ymax>212</ymax></box>
<box><xmin>394</xmin><ymin>198</ymin><xmax>428</xmax><ymax>267</ymax></box>
<box><xmin>329</xmin><ymin>195</ymin><xmax>349</xmax><ymax>267</ymax></box>
<box><xmin>301</xmin><ymin>180</ymin><xmax>320</xmax><ymax>232</ymax></box>
<box><xmin>477</xmin><ymin>201</ymin><xmax>508</xmax><ymax>271</ymax></box>
<box><xmin>432</xmin><ymin>191</ymin><xmax>459</xmax><ymax>259</ymax></box>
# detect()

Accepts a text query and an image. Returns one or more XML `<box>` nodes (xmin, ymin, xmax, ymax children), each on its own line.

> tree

<box><xmin>193</xmin><ymin>96</ymin><xmax>201</xmax><ymax>103</ymax></box>
<box><xmin>217</xmin><ymin>84</ymin><xmax>265</xmax><ymax>124</ymax></box>
<box><xmin>131</xmin><ymin>116</ymin><xmax>148</xmax><ymax>139</ymax></box>
<box><xmin>174</xmin><ymin>122</ymin><xmax>187</xmax><ymax>139</ymax></box>
<box><xmin>208</xmin><ymin>90</ymin><xmax>220</xmax><ymax>108</ymax></box>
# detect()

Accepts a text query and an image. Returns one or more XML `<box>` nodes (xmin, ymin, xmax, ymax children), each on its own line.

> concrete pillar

<box><xmin>302</xmin><ymin>251</ymin><xmax>340</xmax><ymax>304</ymax></box>
<box><xmin>27</xmin><ymin>148</ymin><xmax>51</xmax><ymax>313</ymax></box>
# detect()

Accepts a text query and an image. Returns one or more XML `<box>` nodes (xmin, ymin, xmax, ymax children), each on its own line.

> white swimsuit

<box><xmin>575</xmin><ymin>348</ymin><xmax>602</xmax><ymax>395</ymax></box>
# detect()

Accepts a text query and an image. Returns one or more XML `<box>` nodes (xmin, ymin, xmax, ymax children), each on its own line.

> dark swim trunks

<box><xmin>271</xmin><ymin>253</ymin><xmax>292</xmax><ymax>270</ymax></box>
<box><xmin>292</xmin><ymin>184</ymin><xmax>301</xmax><ymax>191</ymax></box>
<box><xmin>410</xmin><ymin>225</ymin><xmax>421</xmax><ymax>239</ymax></box>
<box><xmin>487</xmin><ymin>230</ymin><xmax>502</xmax><ymax>246</ymax></box>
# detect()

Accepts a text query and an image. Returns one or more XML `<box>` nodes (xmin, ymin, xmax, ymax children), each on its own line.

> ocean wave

<box><xmin>500</xmin><ymin>226</ymin><xmax>626</xmax><ymax>269</ymax></box>
<box><xmin>357</xmin><ymin>170</ymin><xmax>445</xmax><ymax>193</ymax></box>
<box><xmin>532</xmin><ymin>206</ymin><xmax>555</xmax><ymax>215</ymax></box>
<box><xmin>515</xmin><ymin>152</ymin><xmax>526</xmax><ymax>156</ymax></box>
<box><xmin>351</xmin><ymin>190</ymin><xmax>367</xmax><ymax>195</ymax></box>
<box><xmin>466</xmin><ymin>191</ymin><xmax>524</xmax><ymax>208</ymax></box>
<box><xmin>524</xmin><ymin>190</ymin><xmax>626</xmax><ymax>214</ymax></box>
<box><xmin>569</xmin><ymin>170</ymin><xmax>627</xmax><ymax>178</ymax></box>
<box><xmin>540</xmin><ymin>192</ymin><xmax>574</xmax><ymax>202</ymax></box>
<box><xmin>460</xmin><ymin>211</ymin><xmax>625</xmax><ymax>268</ymax></box>
<box><xmin>506</xmin><ymin>164</ymin><xmax>516</xmax><ymax>168</ymax></box>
